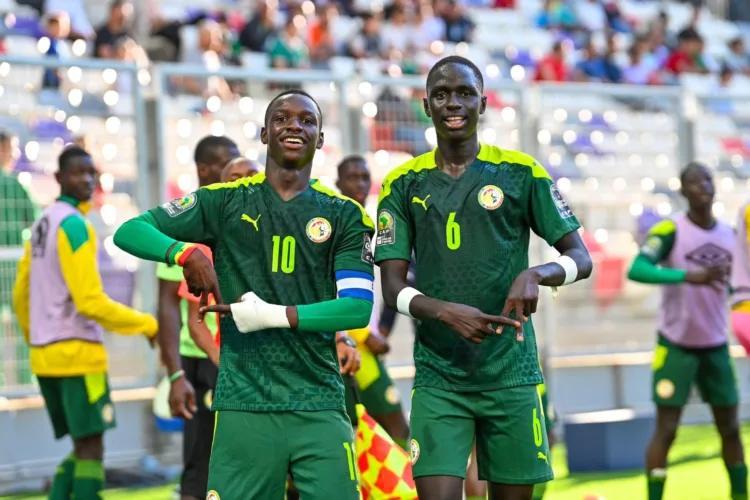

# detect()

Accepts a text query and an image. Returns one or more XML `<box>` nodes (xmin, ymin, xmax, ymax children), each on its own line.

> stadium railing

<box><xmin>0</xmin><ymin>56</ymin><xmax>154</xmax><ymax>398</ymax></box>
<box><xmin>5</xmin><ymin>59</ymin><xmax>750</xmax><ymax>398</ymax></box>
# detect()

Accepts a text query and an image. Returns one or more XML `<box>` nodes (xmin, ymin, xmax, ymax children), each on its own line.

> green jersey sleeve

<box><xmin>374</xmin><ymin>176</ymin><xmax>412</xmax><ymax>263</ymax></box>
<box><xmin>148</xmin><ymin>188</ymin><xmax>226</xmax><ymax>247</ymax></box>
<box><xmin>334</xmin><ymin>202</ymin><xmax>376</xmax><ymax>276</ymax></box>
<box><xmin>637</xmin><ymin>219</ymin><xmax>676</xmax><ymax>264</ymax></box>
<box><xmin>526</xmin><ymin>162</ymin><xmax>582</xmax><ymax>246</ymax></box>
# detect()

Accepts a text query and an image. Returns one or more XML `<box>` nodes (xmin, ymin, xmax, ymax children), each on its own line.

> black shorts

<box><xmin>181</xmin><ymin>356</ymin><xmax>218</xmax><ymax>498</ymax></box>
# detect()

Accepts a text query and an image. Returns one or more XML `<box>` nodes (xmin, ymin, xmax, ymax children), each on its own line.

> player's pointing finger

<box><xmin>486</xmin><ymin>314</ymin><xmax>521</xmax><ymax>329</ymax></box>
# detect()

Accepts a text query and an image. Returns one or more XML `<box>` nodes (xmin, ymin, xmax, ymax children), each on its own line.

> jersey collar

<box><xmin>58</xmin><ymin>195</ymin><xmax>93</xmax><ymax>215</ymax></box>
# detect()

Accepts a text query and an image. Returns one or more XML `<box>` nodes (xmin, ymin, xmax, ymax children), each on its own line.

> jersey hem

<box><xmin>212</xmin><ymin>401</ymin><xmax>346</xmax><ymax>412</ymax></box>
<box><xmin>412</xmin><ymin>376</ymin><xmax>543</xmax><ymax>392</ymax></box>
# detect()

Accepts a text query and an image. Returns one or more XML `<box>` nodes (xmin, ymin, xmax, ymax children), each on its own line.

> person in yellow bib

<box><xmin>337</xmin><ymin>155</ymin><xmax>410</xmax><ymax>449</ymax></box>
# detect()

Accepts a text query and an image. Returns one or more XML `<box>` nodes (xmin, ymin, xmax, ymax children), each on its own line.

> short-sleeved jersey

<box><xmin>375</xmin><ymin>144</ymin><xmax>580</xmax><ymax>391</ymax></box>
<box><xmin>150</xmin><ymin>173</ymin><xmax>375</xmax><ymax>412</ymax></box>
<box><xmin>639</xmin><ymin>215</ymin><xmax>733</xmax><ymax>348</ymax></box>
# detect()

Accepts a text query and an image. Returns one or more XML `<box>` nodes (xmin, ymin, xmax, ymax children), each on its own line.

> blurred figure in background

<box><xmin>12</xmin><ymin>146</ymin><xmax>157</xmax><ymax>500</ymax></box>
<box><xmin>0</xmin><ymin>131</ymin><xmax>36</xmax><ymax>247</ymax></box>
<box><xmin>628</xmin><ymin>163</ymin><xmax>746</xmax><ymax>500</ymax></box>
<box><xmin>220</xmin><ymin>157</ymin><xmax>262</xmax><ymax>183</ymax></box>
<box><xmin>307</xmin><ymin>4</ymin><xmax>339</xmax><ymax>69</ymax></box>
<box><xmin>269</xmin><ymin>16</ymin><xmax>311</xmax><ymax>70</ymax></box>
<box><xmin>93</xmin><ymin>0</ymin><xmax>133</xmax><ymax>59</ymax></box>
<box><xmin>535</xmin><ymin>41</ymin><xmax>569</xmax><ymax>82</ymax></box>
<box><xmin>155</xmin><ymin>136</ymin><xmax>240</xmax><ymax>500</ymax></box>
<box><xmin>41</xmin><ymin>12</ymin><xmax>71</xmax><ymax>91</ymax></box>
<box><xmin>239</xmin><ymin>0</ymin><xmax>279</xmax><ymax>53</ymax></box>
<box><xmin>347</xmin><ymin>13</ymin><xmax>386</xmax><ymax>60</ymax></box>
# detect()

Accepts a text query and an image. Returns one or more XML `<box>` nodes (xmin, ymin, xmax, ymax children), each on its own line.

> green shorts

<box><xmin>344</xmin><ymin>357</ymin><xmax>402</xmax><ymax>427</ymax></box>
<box><xmin>207</xmin><ymin>410</ymin><xmax>360</xmax><ymax>500</ymax></box>
<box><xmin>37</xmin><ymin>372</ymin><xmax>116</xmax><ymax>440</ymax></box>
<box><xmin>538</xmin><ymin>383</ymin><xmax>555</xmax><ymax>432</ymax></box>
<box><xmin>652</xmin><ymin>334</ymin><xmax>738</xmax><ymax>408</ymax></box>
<box><xmin>409</xmin><ymin>385</ymin><xmax>553</xmax><ymax>485</ymax></box>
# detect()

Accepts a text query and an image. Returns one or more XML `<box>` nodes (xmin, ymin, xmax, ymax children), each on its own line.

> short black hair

<box><xmin>0</xmin><ymin>130</ymin><xmax>13</xmax><ymax>142</ymax></box>
<box><xmin>679</xmin><ymin>161</ymin><xmax>709</xmax><ymax>185</ymax></box>
<box><xmin>426</xmin><ymin>56</ymin><xmax>484</xmax><ymax>93</ymax></box>
<box><xmin>193</xmin><ymin>135</ymin><xmax>238</xmax><ymax>165</ymax></box>
<box><xmin>337</xmin><ymin>154</ymin><xmax>367</xmax><ymax>177</ymax></box>
<box><xmin>264</xmin><ymin>89</ymin><xmax>323</xmax><ymax>127</ymax></box>
<box><xmin>58</xmin><ymin>146</ymin><xmax>91</xmax><ymax>171</ymax></box>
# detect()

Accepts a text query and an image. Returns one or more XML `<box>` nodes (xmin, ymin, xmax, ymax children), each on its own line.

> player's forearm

<box><xmin>529</xmin><ymin>247</ymin><xmax>593</xmax><ymax>287</ymax></box>
<box><xmin>114</xmin><ymin>212</ymin><xmax>193</xmax><ymax>265</ymax></box>
<box><xmin>187</xmin><ymin>316</ymin><xmax>219</xmax><ymax>364</ymax></box>
<box><xmin>157</xmin><ymin>280</ymin><xmax>183</xmax><ymax>374</ymax></box>
<box><xmin>627</xmin><ymin>255</ymin><xmax>687</xmax><ymax>284</ymax></box>
<box><xmin>288</xmin><ymin>297</ymin><xmax>373</xmax><ymax>332</ymax></box>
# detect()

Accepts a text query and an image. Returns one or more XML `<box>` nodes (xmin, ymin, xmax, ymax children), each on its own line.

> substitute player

<box><xmin>114</xmin><ymin>89</ymin><xmax>374</xmax><ymax>500</ymax></box>
<box><xmin>12</xmin><ymin>146</ymin><xmax>157</xmax><ymax>500</ymax></box>
<box><xmin>730</xmin><ymin>196</ymin><xmax>750</xmax><ymax>356</ymax></box>
<box><xmin>336</xmin><ymin>155</ymin><xmax>410</xmax><ymax>449</ymax></box>
<box><xmin>375</xmin><ymin>56</ymin><xmax>592</xmax><ymax>500</ymax></box>
<box><xmin>628</xmin><ymin>162</ymin><xmax>746</xmax><ymax>500</ymax></box>
<box><xmin>155</xmin><ymin>135</ymin><xmax>239</xmax><ymax>500</ymax></box>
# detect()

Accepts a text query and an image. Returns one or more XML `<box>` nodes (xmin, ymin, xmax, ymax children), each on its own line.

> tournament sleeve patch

<box><xmin>160</xmin><ymin>193</ymin><xmax>197</xmax><ymax>218</ymax></box>
<box><xmin>550</xmin><ymin>184</ymin><xmax>574</xmax><ymax>219</ymax></box>
<box><xmin>640</xmin><ymin>235</ymin><xmax>663</xmax><ymax>259</ymax></box>
<box><xmin>376</xmin><ymin>209</ymin><xmax>396</xmax><ymax>246</ymax></box>
<box><xmin>361</xmin><ymin>233</ymin><xmax>374</xmax><ymax>265</ymax></box>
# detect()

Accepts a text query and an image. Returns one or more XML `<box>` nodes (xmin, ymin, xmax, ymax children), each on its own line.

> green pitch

<box><xmin>1</xmin><ymin>423</ymin><xmax>748</xmax><ymax>500</ymax></box>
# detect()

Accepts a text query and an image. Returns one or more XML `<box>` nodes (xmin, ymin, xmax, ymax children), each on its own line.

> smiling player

<box><xmin>375</xmin><ymin>56</ymin><xmax>593</xmax><ymax>500</ymax></box>
<box><xmin>113</xmin><ymin>89</ymin><xmax>374</xmax><ymax>500</ymax></box>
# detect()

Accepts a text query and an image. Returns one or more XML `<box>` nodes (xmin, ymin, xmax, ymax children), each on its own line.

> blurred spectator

<box><xmin>0</xmin><ymin>36</ymin><xmax>6</xmax><ymax>55</ymax></box>
<box><xmin>113</xmin><ymin>37</ymin><xmax>148</xmax><ymax>93</ymax></box>
<box><xmin>724</xmin><ymin>37</ymin><xmax>750</xmax><ymax>75</ymax></box>
<box><xmin>383</xmin><ymin>6</ymin><xmax>412</xmax><ymax>54</ymax></box>
<box><xmin>41</xmin><ymin>13</ymin><xmax>71</xmax><ymax>90</ymax></box>
<box><xmin>443</xmin><ymin>0</ymin><xmax>474</xmax><ymax>44</ymax></box>
<box><xmin>623</xmin><ymin>37</ymin><xmax>662</xmax><ymax>85</ymax></box>
<box><xmin>348</xmin><ymin>13</ymin><xmax>386</xmax><ymax>59</ymax></box>
<box><xmin>574</xmin><ymin>36</ymin><xmax>622</xmax><ymax>83</ymax></box>
<box><xmin>94</xmin><ymin>0</ymin><xmax>134</xmax><ymax>59</ymax></box>
<box><xmin>179</xmin><ymin>20</ymin><xmax>234</xmax><ymax>99</ymax></box>
<box><xmin>706</xmin><ymin>65</ymin><xmax>735</xmax><ymax>114</ymax></box>
<box><xmin>44</xmin><ymin>0</ymin><xmax>93</xmax><ymax>40</ymax></box>
<box><xmin>664</xmin><ymin>27</ymin><xmax>709</xmax><ymax>75</ymax></box>
<box><xmin>537</xmin><ymin>0</ymin><xmax>579</xmax><ymax>32</ymax></box>
<box><xmin>308</xmin><ymin>4</ymin><xmax>339</xmax><ymax>68</ymax></box>
<box><xmin>576</xmin><ymin>0</ymin><xmax>607</xmax><ymax>33</ymax></box>
<box><xmin>534</xmin><ymin>41</ymin><xmax>569</xmax><ymax>82</ymax></box>
<box><xmin>603</xmin><ymin>0</ymin><xmax>631</xmax><ymax>33</ymax></box>
<box><xmin>268</xmin><ymin>17</ymin><xmax>311</xmax><ymax>69</ymax></box>
<box><xmin>0</xmin><ymin>131</ymin><xmax>36</xmax><ymax>247</ymax></box>
<box><xmin>239</xmin><ymin>1</ymin><xmax>279</xmax><ymax>53</ymax></box>
<box><xmin>384</xmin><ymin>0</ymin><xmax>409</xmax><ymax>21</ymax></box>
<box><xmin>411</xmin><ymin>2</ymin><xmax>445</xmax><ymax>50</ymax></box>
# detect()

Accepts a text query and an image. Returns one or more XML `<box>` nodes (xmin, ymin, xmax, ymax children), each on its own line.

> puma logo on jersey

<box><xmin>241</xmin><ymin>213</ymin><xmax>261</xmax><ymax>231</ymax></box>
<box><xmin>411</xmin><ymin>194</ymin><xmax>430</xmax><ymax>211</ymax></box>
<box><xmin>537</xmin><ymin>451</ymin><xmax>549</xmax><ymax>465</ymax></box>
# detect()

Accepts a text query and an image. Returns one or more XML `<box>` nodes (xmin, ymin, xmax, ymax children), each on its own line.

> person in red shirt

<box><xmin>665</xmin><ymin>28</ymin><xmax>708</xmax><ymax>75</ymax></box>
<box><xmin>535</xmin><ymin>42</ymin><xmax>569</xmax><ymax>82</ymax></box>
<box><xmin>178</xmin><ymin>244</ymin><xmax>220</xmax><ymax>365</ymax></box>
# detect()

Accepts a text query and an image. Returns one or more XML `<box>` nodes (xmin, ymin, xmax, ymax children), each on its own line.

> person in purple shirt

<box><xmin>627</xmin><ymin>162</ymin><xmax>746</xmax><ymax>500</ymax></box>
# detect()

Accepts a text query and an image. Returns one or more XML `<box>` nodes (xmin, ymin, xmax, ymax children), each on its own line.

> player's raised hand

<box><xmin>437</xmin><ymin>302</ymin><xmax>520</xmax><ymax>344</ymax></box>
<box><xmin>181</xmin><ymin>250</ymin><xmax>224</xmax><ymax>322</ymax></box>
<box><xmin>502</xmin><ymin>269</ymin><xmax>538</xmax><ymax>342</ymax></box>
<box><xmin>685</xmin><ymin>264</ymin><xmax>730</xmax><ymax>285</ymax></box>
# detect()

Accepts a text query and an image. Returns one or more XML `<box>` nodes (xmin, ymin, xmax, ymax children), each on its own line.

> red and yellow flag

<box><xmin>355</xmin><ymin>404</ymin><xmax>418</xmax><ymax>500</ymax></box>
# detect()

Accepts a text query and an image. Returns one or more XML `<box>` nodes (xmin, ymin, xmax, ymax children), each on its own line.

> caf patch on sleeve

<box><xmin>641</xmin><ymin>236</ymin><xmax>663</xmax><ymax>259</ymax></box>
<box><xmin>361</xmin><ymin>233</ymin><xmax>374</xmax><ymax>265</ymax></box>
<box><xmin>161</xmin><ymin>193</ymin><xmax>197</xmax><ymax>217</ymax></box>
<box><xmin>376</xmin><ymin>210</ymin><xmax>396</xmax><ymax>246</ymax></box>
<box><xmin>550</xmin><ymin>184</ymin><xmax>574</xmax><ymax>219</ymax></box>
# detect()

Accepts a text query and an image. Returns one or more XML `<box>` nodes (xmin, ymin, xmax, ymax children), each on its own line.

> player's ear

<box><xmin>260</xmin><ymin>127</ymin><xmax>268</xmax><ymax>145</ymax></box>
<box><xmin>423</xmin><ymin>97</ymin><xmax>431</xmax><ymax>118</ymax></box>
<box><xmin>316</xmin><ymin>131</ymin><xmax>325</xmax><ymax>150</ymax></box>
<box><xmin>480</xmin><ymin>95</ymin><xmax>487</xmax><ymax>115</ymax></box>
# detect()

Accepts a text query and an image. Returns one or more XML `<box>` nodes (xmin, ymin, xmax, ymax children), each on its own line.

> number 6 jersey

<box><xmin>149</xmin><ymin>173</ymin><xmax>375</xmax><ymax>412</ymax></box>
<box><xmin>374</xmin><ymin>144</ymin><xmax>581</xmax><ymax>391</ymax></box>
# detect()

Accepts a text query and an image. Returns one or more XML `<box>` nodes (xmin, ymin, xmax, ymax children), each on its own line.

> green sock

<box><xmin>532</xmin><ymin>481</ymin><xmax>548</xmax><ymax>500</ymax></box>
<box><xmin>728</xmin><ymin>463</ymin><xmax>748</xmax><ymax>500</ymax></box>
<box><xmin>48</xmin><ymin>453</ymin><xmax>75</xmax><ymax>500</ymax></box>
<box><xmin>466</xmin><ymin>496</ymin><xmax>485</xmax><ymax>500</ymax></box>
<box><xmin>647</xmin><ymin>469</ymin><xmax>667</xmax><ymax>500</ymax></box>
<box><xmin>72</xmin><ymin>459</ymin><xmax>104</xmax><ymax>500</ymax></box>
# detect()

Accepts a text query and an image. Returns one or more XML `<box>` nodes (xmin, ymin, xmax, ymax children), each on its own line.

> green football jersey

<box><xmin>375</xmin><ymin>144</ymin><xmax>581</xmax><ymax>391</ymax></box>
<box><xmin>150</xmin><ymin>173</ymin><xmax>375</xmax><ymax>412</ymax></box>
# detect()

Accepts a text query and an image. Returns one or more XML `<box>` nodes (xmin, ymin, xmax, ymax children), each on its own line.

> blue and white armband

<box><xmin>335</xmin><ymin>270</ymin><xmax>375</xmax><ymax>302</ymax></box>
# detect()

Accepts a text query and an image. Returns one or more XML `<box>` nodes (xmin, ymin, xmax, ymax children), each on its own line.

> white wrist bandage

<box><xmin>397</xmin><ymin>287</ymin><xmax>423</xmax><ymax>319</ymax></box>
<box><xmin>230</xmin><ymin>292</ymin><xmax>291</xmax><ymax>333</ymax></box>
<box><xmin>555</xmin><ymin>255</ymin><xmax>578</xmax><ymax>286</ymax></box>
